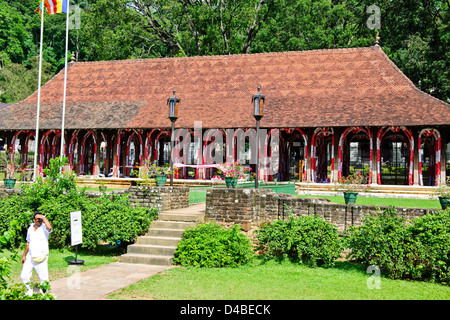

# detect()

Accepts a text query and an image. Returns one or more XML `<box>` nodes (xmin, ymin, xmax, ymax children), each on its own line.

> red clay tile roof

<box><xmin>1</xmin><ymin>45</ymin><xmax>449</xmax><ymax>130</ymax></box>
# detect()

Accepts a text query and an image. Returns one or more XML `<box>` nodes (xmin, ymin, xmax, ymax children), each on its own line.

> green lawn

<box><xmin>107</xmin><ymin>259</ymin><xmax>450</xmax><ymax>300</ymax></box>
<box><xmin>4</xmin><ymin>248</ymin><xmax>449</xmax><ymax>300</ymax></box>
<box><xmin>295</xmin><ymin>195</ymin><xmax>442</xmax><ymax>209</ymax></box>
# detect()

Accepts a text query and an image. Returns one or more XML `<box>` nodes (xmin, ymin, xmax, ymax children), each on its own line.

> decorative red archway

<box><xmin>262</xmin><ymin>128</ymin><xmax>280</xmax><ymax>181</ymax></box>
<box><xmin>153</xmin><ymin>130</ymin><xmax>171</xmax><ymax>166</ymax></box>
<box><xmin>172</xmin><ymin>128</ymin><xmax>202</xmax><ymax>179</ymax></box>
<box><xmin>144</xmin><ymin>129</ymin><xmax>158</xmax><ymax>164</ymax></box>
<box><xmin>68</xmin><ymin>130</ymin><xmax>80</xmax><ymax>172</ymax></box>
<box><xmin>418</xmin><ymin>128</ymin><xmax>441</xmax><ymax>186</ymax></box>
<box><xmin>202</xmin><ymin>129</ymin><xmax>224</xmax><ymax>179</ymax></box>
<box><xmin>10</xmin><ymin>130</ymin><xmax>35</xmax><ymax>176</ymax></box>
<box><xmin>311</xmin><ymin>127</ymin><xmax>334</xmax><ymax>183</ymax></box>
<box><xmin>283</xmin><ymin>128</ymin><xmax>308</xmax><ymax>182</ymax></box>
<box><xmin>377</xmin><ymin>126</ymin><xmax>414</xmax><ymax>185</ymax></box>
<box><xmin>39</xmin><ymin>130</ymin><xmax>61</xmax><ymax>175</ymax></box>
<box><xmin>338</xmin><ymin>127</ymin><xmax>373</xmax><ymax>184</ymax></box>
<box><xmin>80</xmin><ymin>130</ymin><xmax>97</xmax><ymax>175</ymax></box>
<box><xmin>125</xmin><ymin>130</ymin><xmax>143</xmax><ymax>177</ymax></box>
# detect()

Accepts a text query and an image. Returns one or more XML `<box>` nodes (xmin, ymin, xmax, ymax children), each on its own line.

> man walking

<box><xmin>20</xmin><ymin>212</ymin><xmax>52</xmax><ymax>295</ymax></box>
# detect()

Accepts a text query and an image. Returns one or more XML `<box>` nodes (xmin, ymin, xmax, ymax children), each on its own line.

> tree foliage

<box><xmin>0</xmin><ymin>0</ymin><xmax>448</xmax><ymax>103</ymax></box>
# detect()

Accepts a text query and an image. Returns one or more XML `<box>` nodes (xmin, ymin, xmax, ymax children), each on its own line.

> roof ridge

<box><xmin>70</xmin><ymin>46</ymin><xmax>375</xmax><ymax>66</ymax></box>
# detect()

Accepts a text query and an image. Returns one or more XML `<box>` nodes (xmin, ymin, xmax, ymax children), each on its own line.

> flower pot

<box><xmin>224</xmin><ymin>176</ymin><xmax>238</xmax><ymax>188</ymax></box>
<box><xmin>439</xmin><ymin>196</ymin><xmax>450</xmax><ymax>210</ymax></box>
<box><xmin>3</xmin><ymin>178</ymin><xmax>16</xmax><ymax>189</ymax></box>
<box><xmin>344</xmin><ymin>192</ymin><xmax>358</xmax><ymax>205</ymax></box>
<box><xmin>155</xmin><ymin>174</ymin><xmax>168</xmax><ymax>187</ymax></box>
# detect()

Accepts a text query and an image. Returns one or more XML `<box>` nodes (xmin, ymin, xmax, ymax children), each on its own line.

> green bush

<box><xmin>0</xmin><ymin>157</ymin><xmax>159</xmax><ymax>250</ymax></box>
<box><xmin>407</xmin><ymin>209</ymin><xmax>450</xmax><ymax>283</ymax></box>
<box><xmin>0</xmin><ymin>196</ymin><xmax>32</xmax><ymax>248</ymax></box>
<box><xmin>256</xmin><ymin>214</ymin><xmax>341</xmax><ymax>267</ymax></box>
<box><xmin>38</xmin><ymin>193</ymin><xmax>158</xmax><ymax>249</ymax></box>
<box><xmin>343</xmin><ymin>207</ymin><xmax>412</xmax><ymax>278</ymax></box>
<box><xmin>343</xmin><ymin>207</ymin><xmax>450</xmax><ymax>284</ymax></box>
<box><xmin>173</xmin><ymin>222</ymin><xmax>253</xmax><ymax>268</ymax></box>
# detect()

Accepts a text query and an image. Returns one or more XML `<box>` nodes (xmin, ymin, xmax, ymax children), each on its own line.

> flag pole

<box><xmin>60</xmin><ymin>1</ymin><xmax>70</xmax><ymax>167</ymax></box>
<box><xmin>33</xmin><ymin>2</ymin><xmax>45</xmax><ymax>181</ymax></box>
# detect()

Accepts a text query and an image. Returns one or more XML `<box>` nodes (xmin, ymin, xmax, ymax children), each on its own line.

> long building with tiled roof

<box><xmin>1</xmin><ymin>44</ymin><xmax>449</xmax><ymax>186</ymax></box>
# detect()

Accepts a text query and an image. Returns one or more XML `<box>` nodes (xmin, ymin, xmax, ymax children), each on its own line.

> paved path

<box><xmin>50</xmin><ymin>262</ymin><xmax>170</xmax><ymax>300</ymax></box>
<box><xmin>49</xmin><ymin>203</ymin><xmax>205</xmax><ymax>300</ymax></box>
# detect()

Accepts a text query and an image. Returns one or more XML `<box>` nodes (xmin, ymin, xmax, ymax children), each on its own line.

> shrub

<box><xmin>343</xmin><ymin>207</ymin><xmax>450</xmax><ymax>284</ymax></box>
<box><xmin>256</xmin><ymin>214</ymin><xmax>341</xmax><ymax>267</ymax></box>
<box><xmin>20</xmin><ymin>157</ymin><xmax>77</xmax><ymax>211</ymax></box>
<box><xmin>0</xmin><ymin>157</ymin><xmax>159</xmax><ymax>250</ymax></box>
<box><xmin>173</xmin><ymin>223</ymin><xmax>253</xmax><ymax>268</ymax></box>
<box><xmin>31</xmin><ymin>193</ymin><xmax>158</xmax><ymax>249</ymax></box>
<box><xmin>406</xmin><ymin>209</ymin><xmax>450</xmax><ymax>283</ymax></box>
<box><xmin>343</xmin><ymin>207</ymin><xmax>413</xmax><ymax>279</ymax></box>
<box><xmin>79</xmin><ymin>194</ymin><xmax>158</xmax><ymax>249</ymax></box>
<box><xmin>0</xmin><ymin>196</ymin><xmax>32</xmax><ymax>248</ymax></box>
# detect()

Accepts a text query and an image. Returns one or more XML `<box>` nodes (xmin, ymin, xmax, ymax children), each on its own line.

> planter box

<box><xmin>3</xmin><ymin>179</ymin><xmax>16</xmax><ymax>189</ymax></box>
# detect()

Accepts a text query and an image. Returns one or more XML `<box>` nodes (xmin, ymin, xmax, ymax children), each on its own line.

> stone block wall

<box><xmin>205</xmin><ymin>188</ymin><xmax>438</xmax><ymax>236</ymax></box>
<box><xmin>1</xmin><ymin>186</ymin><xmax>189</xmax><ymax>212</ymax></box>
<box><xmin>127</xmin><ymin>186</ymin><xmax>190</xmax><ymax>211</ymax></box>
<box><xmin>0</xmin><ymin>188</ymin><xmax>20</xmax><ymax>199</ymax></box>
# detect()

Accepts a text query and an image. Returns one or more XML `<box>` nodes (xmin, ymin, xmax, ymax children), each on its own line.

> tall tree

<box><xmin>0</xmin><ymin>0</ymin><xmax>448</xmax><ymax>102</ymax></box>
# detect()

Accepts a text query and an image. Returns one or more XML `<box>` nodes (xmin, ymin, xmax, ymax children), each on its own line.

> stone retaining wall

<box><xmin>1</xmin><ymin>186</ymin><xmax>190</xmax><ymax>212</ymax></box>
<box><xmin>126</xmin><ymin>186</ymin><xmax>190</xmax><ymax>211</ymax></box>
<box><xmin>205</xmin><ymin>188</ymin><xmax>438</xmax><ymax>236</ymax></box>
<box><xmin>0</xmin><ymin>188</ymin><xmax>20</xmax><ymax>198</ymax></box>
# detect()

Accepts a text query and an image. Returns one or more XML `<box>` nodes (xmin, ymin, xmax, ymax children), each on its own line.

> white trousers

<box><xmin>20</xmin><ymin>254</ymin><xmax>49</xmax><ymax>295</ymax></box>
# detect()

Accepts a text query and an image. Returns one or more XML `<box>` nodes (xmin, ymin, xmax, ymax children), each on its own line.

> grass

<box><xmin>4</xmin><ymin>246</ymin><xmax>124</xmax><ymax>284</ymax></box>
<box><xmin>107</xmin><ymin>258</ymin><xmax>450</xmax><ymax>300</ymax></box>
<box><xmin>295</xmin><ymin>195</ymin><xmax>442</xmax><ymax>209</ymax></box>
<box><xmin>3</xmin><ymin>247</ymin><xmax>449</xmax><ymax>300</ymax></box>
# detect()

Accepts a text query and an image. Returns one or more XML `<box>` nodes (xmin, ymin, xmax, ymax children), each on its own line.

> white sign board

<box><xmin>70</xmin><ymin>211</ymin><xmax>82</xmax><ymax>246</ymax></box>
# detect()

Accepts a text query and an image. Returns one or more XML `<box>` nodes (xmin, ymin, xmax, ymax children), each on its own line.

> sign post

<box><xmin>69</xmin><ymin>211</ymin><xmax>84</xmax><ymax>265</ymax></box>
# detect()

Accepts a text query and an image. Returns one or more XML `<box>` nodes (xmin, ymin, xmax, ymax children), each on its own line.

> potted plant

<box><xmin>437</xmin><ymin>178</ymin><xmax>450</xmax><ymax>210</ymax></box>
<box><xmin>334</xmin><ymin>172</ymin><xmax>370</xmax><ymax>204</ymax></box>
<box><xmin>217</xmin><ymin>161</ymin><xmax>251</xmax><ymax>188</ymax></box>
<box><xmin>0</xmin><ymin>146</ymin><xmax>16</xmax><ymax>189</ymax></box>
<box><xmin>148</xmin><ymin>163</ymin><xmax>177</xmax><ymax>187</ymax></box>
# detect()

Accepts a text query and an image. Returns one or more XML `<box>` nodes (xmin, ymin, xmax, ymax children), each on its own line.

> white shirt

<box><xmin>26</xmin><ymin>223</ymin><xmax>52</xmax><ymax>258</ymax></box>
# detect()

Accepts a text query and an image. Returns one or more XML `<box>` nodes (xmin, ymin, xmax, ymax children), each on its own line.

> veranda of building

<box><xmin>1</xmin><ymin>44</ymin><xmax>449</xmax><ymax>186</ymax></box>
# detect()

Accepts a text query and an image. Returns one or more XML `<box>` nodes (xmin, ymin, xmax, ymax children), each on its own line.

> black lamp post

<box><xmin>167</xmin><ymin>89</ymin><xmax>180</xmax><ymax>187</ymax></box>
<box><xmin>252</xmin><ymin>85</ymin><xmax>265</xmax><ymax>189</ymax></box>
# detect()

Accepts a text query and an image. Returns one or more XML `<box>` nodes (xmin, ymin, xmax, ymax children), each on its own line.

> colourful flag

<box><xmin>36</xmin><ymin>0</ymin><xmax>68</xmax><ymax>15</ymax></box>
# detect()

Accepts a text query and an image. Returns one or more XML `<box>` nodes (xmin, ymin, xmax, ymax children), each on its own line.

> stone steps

<box><xmin>120</xmin><ymin>253</ymin><xmax>174</xmax><ymax>266</ymax></box>
<box><xmin>120</xmin><ymin>204</ymin><xmax>205</xmax><ymax>266</ymax></box>
<box><xmin>136</xmin><ymin>236</ymin><xmax>181</xmax><ymax>246</ymax></box>
<box><xmin>158</xmin><ymin>212</ymin><xmax>204</xmax><ymax>223</ymax></box>
<box><xmin>127</xmin><ymin>244</ymin><xmax>177</xmax><ymax>256</ymax></box>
